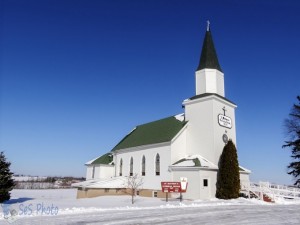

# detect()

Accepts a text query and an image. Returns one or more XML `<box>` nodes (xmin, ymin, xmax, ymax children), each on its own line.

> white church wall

<box><xmin>94</xmin><ymin>165</ymin><xmax>100</xmax><ymax>179</ymax></box>
<box><xmin>216</xmin><ymin>70</ymin><xmax>225</xmax><ymax>96</ymax></box>
<box><xmin>195</xmin><ymin>70</ymin><xmax>207</xmax><ymax>96</ymax></box>
<box><xmin>184</xmin><ymin>95</ymin><xmax>237</xmax><ymax>165</ymax></box>
<box><xmin>170</xmin><ymin>125</ymin><xmax>187</xmax><ymax>164</ymax></box>
<box><xmin>184</xmin><ymin>98</ymin><xmax>215</xmax><ymax>163</ymax></box>
<box><xmin>86</xmin><ymin>165</ymin><xmax>101</xmax><ymax>180</ymax></box>
<box><xmin>212</xmin><ymin>98</ymin><xmax>237</xmax><ymax>164</ymax></box>
<box><xmin>114</xmin><ymin>143</ymin><xmax>172</xmax><ymax>190</ymax></box>
<box><xmin>86</xmin><ymin>166</ymin><xmax>93</xmax><ymax>180</ymax></box>
<box><xmin>199</xmin><ymin>170</ymin><xmax>217</xmax><ymax>199</ymax></box>
<box><xmin>172</xmin><ymin>169</ymin><xmax>201</xmax><ymax>199</ymax></box>
<box><xmin>98</xmin><ymin>165</ymin><xmax>115</xmax><ymax>179</ymax></box>
<box><xmin>195</xmin><ymin>69</ymin><xmax>225</xmax><ymax>97</ymax></box>
<box><xmin>240</xmin><ymin>172</ymin><xmax>250</xmax><ymax>185</ymax></box>
<box><xmin>171</xmin><ymin>169</ymin><xmax>218</xmax><ymax>200</ymax></box>
<box><xmin>86</xmin><ymin>164</ymin><xmax>114</xmax><ymax>180</ymax></box>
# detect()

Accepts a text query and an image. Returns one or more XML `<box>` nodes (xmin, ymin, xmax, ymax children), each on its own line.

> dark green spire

<box><xmin>197</xmin><ymin>23</ymin><xmax>222</xmax><ymax>72</ymax></box>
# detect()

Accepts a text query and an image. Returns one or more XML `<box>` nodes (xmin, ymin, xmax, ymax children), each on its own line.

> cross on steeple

<box><xmin>207</xmin><ymin>20</ymin><xmax>210</xmax><ymax>31</ymax></box>
<box><xmin>222</xmin><ymin>107</ymin><xmax>227</xmax><ymax>116</ymax></box>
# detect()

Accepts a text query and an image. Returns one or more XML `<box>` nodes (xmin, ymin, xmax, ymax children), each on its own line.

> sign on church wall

<box><xmin>218</xmin><ymin>114</ymin><xmax>232</xmax><ymax>129</ymax></box>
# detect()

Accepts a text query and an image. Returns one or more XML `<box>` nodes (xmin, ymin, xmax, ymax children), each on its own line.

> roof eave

<box><xmin>183</xmin><ymin>93</ymin><xmax>237</xmax><ymax>107</ymax></box>
<box><xmin>113</xmin><ymin>141</ymin><xmax>171</xmax><ymax>154</ymax></box>
<box><xmin>169</xmin><ymin>166</ymin><xmax>218</xmax><ymax>171</ymax></box>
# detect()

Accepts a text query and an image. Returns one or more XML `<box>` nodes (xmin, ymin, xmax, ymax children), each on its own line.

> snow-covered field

<box><xmin>1</xmin><ymin>189</ymin><xmax>300</xmax><ymax>225</ymax></box>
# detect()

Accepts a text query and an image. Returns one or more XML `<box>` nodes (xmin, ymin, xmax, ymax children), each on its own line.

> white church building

<box><xmin>73</xmin><ymin>24</ymin><xmax>251</xmax><ymax>200</ymax></box>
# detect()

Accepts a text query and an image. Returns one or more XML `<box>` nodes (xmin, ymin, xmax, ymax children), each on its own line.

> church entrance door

<box><xmin>200</xmin><ymin>177</ymin><xmax>210</xmax><ymax>199</ymax></box>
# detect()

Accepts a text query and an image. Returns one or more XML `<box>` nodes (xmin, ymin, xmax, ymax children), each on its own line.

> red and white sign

<box><xmin>161</xmin><ymin>181</ymin><xmax>188</xmax><ymax>193</ymax></box>
<box><xmin>161</xmin><ymin>182</ymin><xmax>181</xmax><ymax>193</ymax></box>
<box><xmin>180</xmin><ymin>177</ymin><xmax>188</xmax><ymax>191</ymax></box>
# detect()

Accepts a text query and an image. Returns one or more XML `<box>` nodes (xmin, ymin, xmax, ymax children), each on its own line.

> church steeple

<box><xmin>197</xmin><ymin>21</ymin><xmax>222</xmax><ymax>72</ymax></box>
<box><xmin>195</xmin><ymin>21</ymin><xmax>225</xmax><ymax>97</ymax></box>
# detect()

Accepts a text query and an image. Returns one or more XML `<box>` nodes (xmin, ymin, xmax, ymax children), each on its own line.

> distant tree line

<box><xmin>14</xmin><ymin>176</ymin><xmax>85</xmax><ymax>189</ymax></box>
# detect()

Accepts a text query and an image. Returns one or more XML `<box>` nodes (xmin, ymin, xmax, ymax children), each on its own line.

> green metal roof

<box><xmin>91</xmin><ymin>153</ymin><xmax>113</xmax><ymax>165</ymax></box>
<box><xmin>193</xmin><ymin>158</ymin><xmax>201</xmax><ymax>166</ymax></box>
<box><xmin>197</xmin><ymin>29</ymin><xmax>222</xmax><ymax>72</ymax></box>
<box><xmin>112</xmin><ymin>115</ymin><xmax>187</xmax><ymax>151</ymax></box>
<box><xmin>173</xmin><ymin>158</ymin><xmax>186</xmax><ymax>165</ymax></box>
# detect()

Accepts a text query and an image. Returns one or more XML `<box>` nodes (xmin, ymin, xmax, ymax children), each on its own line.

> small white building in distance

<box><xmin>73</xmin><ymin>24</ymin><xmax>251</xmax><ymax>200</ymax></box>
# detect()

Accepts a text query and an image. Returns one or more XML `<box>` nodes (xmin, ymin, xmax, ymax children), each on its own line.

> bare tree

<box><xmin>283</xmin><ymin>96</ymin><xmax>300</xmax><ymax>186</ymax></box>
<box><xmin>125</xmin><ymin>173</ymin><xmax>143</xmax><ymax>204</ymax></box>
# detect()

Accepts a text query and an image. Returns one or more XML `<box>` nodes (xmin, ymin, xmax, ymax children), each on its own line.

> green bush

<box><xmin>216</xmin><ymin>140</ymin><xmax>240</xmax><ymax>199</ymax></box>
<box><xmin>0</xmin><ymin>152</ymin><xmax>15</xmax><ymax>203</ymax></box>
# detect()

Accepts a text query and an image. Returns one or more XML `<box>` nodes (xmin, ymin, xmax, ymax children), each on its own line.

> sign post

<box><xmin>161</xmin><ymin>182</ymin><xmax>181</xmax><ymax>202</ymax></box>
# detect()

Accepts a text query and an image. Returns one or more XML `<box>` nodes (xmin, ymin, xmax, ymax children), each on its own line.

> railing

<box><xmin>241</xmin><ymin>181</ymin><xmax>300</xmax><ymax>202</ymax></box>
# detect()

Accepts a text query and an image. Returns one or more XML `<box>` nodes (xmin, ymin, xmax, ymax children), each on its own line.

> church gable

<box><xmin>173</xmin><ymin>158</ymin><xmax>201</xmax><ymax>167</ymax></box>
<box><xmin>171</xmin><ymin>155</ymin><xmax>218</xmax><ymax>169</ymax></box>
<box><xmin>111</xmin><ymin>114</ymin><xmax>187</xmax><ymax>151</ymax></box>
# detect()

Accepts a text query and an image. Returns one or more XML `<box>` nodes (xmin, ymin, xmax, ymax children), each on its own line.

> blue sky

<box><xmin>1</xmin><ymin>0</ymin><xmax>299</xmax><ymax>184</ymax></box>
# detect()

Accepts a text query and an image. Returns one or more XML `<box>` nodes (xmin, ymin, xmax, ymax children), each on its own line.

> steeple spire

<box><xmin>195</xmin><ymin>22</ymin><xmax>225</xmax><ymax>96</ymax></box>
<box><xmin>197</xmin><ymin>22</ymin><xmax>222</xmax><ymax>72</ymax></box>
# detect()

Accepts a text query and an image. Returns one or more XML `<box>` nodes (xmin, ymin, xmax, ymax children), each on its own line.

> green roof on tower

<box><xmin>197</xmin><ymin>21</ymin><xmax>222</xmax><ymax>72</ymax></box>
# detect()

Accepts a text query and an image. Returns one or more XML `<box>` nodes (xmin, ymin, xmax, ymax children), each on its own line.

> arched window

<box><xmin>142</xmin><ymin>155</ymin><xmax>146</xmax><ymax>176</ymax></box>
<box><xmin>130</xmin><ymin>157</ymin><xmax>133</xmax><ymax>176</ymax></box>
<box><xmin>119</xmin><ymin>159</ymin><xmax>123</xmax><ymax>176</ymax></box>
<box><xmin>155</xmin><ymin>154</ymin><xmax>160</xmax><ymax>176</ymax></box>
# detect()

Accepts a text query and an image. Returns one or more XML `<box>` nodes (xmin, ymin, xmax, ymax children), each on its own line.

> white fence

<box><xmin>241</xmin><ymin>181</ymin><xmax>300</xmax><ymax>202</ymax></box>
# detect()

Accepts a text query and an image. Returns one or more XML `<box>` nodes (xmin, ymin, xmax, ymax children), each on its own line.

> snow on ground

<box><xmin>0</xmin><ymin>189</ymin><xmax>300</xmax><ymax>224</ymax></box>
